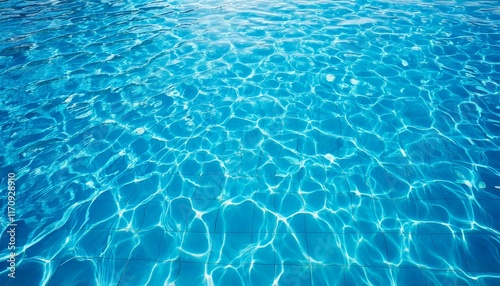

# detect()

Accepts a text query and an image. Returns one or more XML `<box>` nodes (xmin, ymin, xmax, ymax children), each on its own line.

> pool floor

<box><xmin>1</xmin><ymin>0</ymin><xmax>500</xmax><ymax>285</ymax></box>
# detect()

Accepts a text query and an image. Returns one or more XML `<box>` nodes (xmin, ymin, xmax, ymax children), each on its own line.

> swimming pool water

<box><xmin>1</xmin><ymin>0</ymin><xmax>500</xmax><ymax>285</ymax></box>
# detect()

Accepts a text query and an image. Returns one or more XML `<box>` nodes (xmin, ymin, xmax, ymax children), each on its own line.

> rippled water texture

<box><xmin>1</xmin><ymin>0</ymin><xmax>500</xmax><ymax>285</ymax></box>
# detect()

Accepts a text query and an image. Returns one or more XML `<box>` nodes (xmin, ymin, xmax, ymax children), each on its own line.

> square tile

<box><xmin>210</xmin><ymin>265</ymin><xmax>247</xmax><ymax>285</ymax></box>
<box><xmin>305</xmin><ymin>208</ymin><xmax>356</xmax><ymax>234</ymax></box>
<box><xmin>250</xmin><ymin>233</ymin><xmax>276</xmax><ymax>264</ymax></box>
<box><xmin>165</xmin><ymin>198</ymin><xmax>195</xmax><ymax>232</ymax></box>
<box><xmin>179</xmin><ymin>232</ymin><xmax>211</xmax><ymax>263</ymax></box>
<box><xmin>421</xmin><ymin>270</ymin><xmax>478</xmax><ymax>286</ymax></box>
<box><xmin>87</xmin><ymin>200</ymin><xmax>119</xmax><ymax>229</ymax></box>
<box><xmin>196</xmin><ymin>175</ymin><xmax>224</xmax><ymax>200</ymax></box>
<box><xmin>395</xmin><ymin>267</ymin><xmax>427</xmax><ymax>285</ymax></box>
<box><xmin>141</xmin><ymin>202</ymin><xmax>166</xmax><ymax>229</ymax></box>
<box><xmin>127</xmin><ymin>174</ymin><xmax>160</xmax><ymax>205</ymax></box>
<box><xmin>119</xmin><ymin>260</ymin><xmax>179</xmax><ymax>285</ymax></box>
<box><xmin>4</xmin><ymin>258</ymin><xmax>62</xmax><ymax>286</ymax></box>
<box><xmin>77</xmin><ymin>229</ymin><xmax>111</xmax><ymax>257</ymax></box>
<box><xmin>351</xmin><ymin>198</ymin><xmax>398</xmax><ymax>233</ymax></box>
<box><xmin>215</xmin><ymin>200</ymin><xmax>255</xmax><ymax>233</ymax></box>
<box><xmin>477</xmin><ymin>199</ymin><xmax>500</xmax><ymax>230</ymax></box>
<box><xmin>168</xmin><ymin>175</ymin><xmax>199</xmax><ymax>198</ymax></box>
<box><xmin>273</xmin><ymin>192</ymin><xmax>305</xmax><ymax>218</ymax></box>
<box><xmin>384</xmin><ymin>233</ymin><xmax>420</xmax><ymax>267</ymax></box>
<box><xmin>252</xmin><ymin>204</ymin><xmax>278</xmax><ymax>234</ymax></box>
<box><xmin>129</xmin><ymin>227</ymin><xmax>165</xmax><ymax>260</ymax></box>
<box><xmin>179</xmin><ymin>158</ymin><xmax>202</xmax><ymax>176</ymax></box>
<box><xmin>257</xmin><ymin>161</ymin><xmax>278</xmax><ymax>178</ymax></box>
<box><xmin>238</xmin><ymin>150</ymin><xmax>261</xmax><ymax>177</ymax></box>
<box><xmin>341</xmin><ymin>233</ymin><xmax>388</xmax><ymax>267</ymax></box>
<box><xmin>310</xmin><ymin>265</ymin><xmax>345</xmax><ymax>286</ymax></box>
<box><xmin>302</xmin><ymin>190</ymin><xmax>329</xmax><ymax>212</ymax></box>
<box><xmin>394</xmin><ymin>199</ymin><xmax>450</xmax><ymax>222</ymax></box>
<box><xmin>344</xmin><ymin>265</ymin><xmax>392</xmax><ymax>285</ymax></box>
<box><xmin>274</xmin><ymin>232</ymin><xmax>309</xmax><ymax>265</ymax></box>
<box><xmin>176</xmin><ymin>262</ymin><xmax>207</xmax><ymax>285</ymax></box>
<box><xmin>208</xmin><ymin>233</ymin><xmax>252</xmax><ymax>264</ymax></box>
<box><xmin>448</xmin><ymin>199</ymin><xmax>495</xmax><ymax>232</ymax></box>
<box><xmin>227</xmin><ymin>177</ymin><xmax>258</xmax><ymax>197</ymax></box>
<box><xmin>266</xmin><ymin>176</ymin><xmax>300</xmax><ymax>193</ymax></box>
<box><xmin>51</xmin><ymin>258</ymin><xmax>126</xmax><ymax>286</ymax></box>
<box><xmin>464</xmin><ymin>234</ymin><xmax>500</xmax><ymax>272</ymax></box>
<box><xmin>275</xmin><ymin>264</ymin><xmax>311</xmax><ymax>286</ymax></box>
<box><xmin>113</xmin><ymin>203</ymin><xmax>147</xmax><ymax>229</ymax></box>
<box><xmin>307</xmin><ymin>233</ymin><xmax>344</xmax><ymax>266</ymax></box>
<box><xmin>23</xmin><ymin>227</ymin><xmax>74</xmax><ymax>261</ymax></box>
<box><xmin>157</xmin><ymin>231</ymin><xmax>182</xmax><ymax>261</ymax></box>
<box><xmin>249</xmin><ymin>264</ymin><xmax>276</xmax><ymax>286</ymax></box>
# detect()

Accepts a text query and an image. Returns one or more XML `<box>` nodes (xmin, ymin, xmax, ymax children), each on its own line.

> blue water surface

<box><xmin>1</xmin><ymin>0</ymin><xmax>500</xmax><ymax>285</ymax></box>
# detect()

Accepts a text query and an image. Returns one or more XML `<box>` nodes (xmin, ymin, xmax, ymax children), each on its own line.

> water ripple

<box><xmin>1</xmin><ymin>0</ymin><xmax>500</xmax><ymax>285</ymax></box>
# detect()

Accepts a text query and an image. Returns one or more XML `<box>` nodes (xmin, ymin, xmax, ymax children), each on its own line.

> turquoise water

<box><xmin>1</xmin><ymin>0</ymin><xmax>500</xmax><ymax>285</ymax></box>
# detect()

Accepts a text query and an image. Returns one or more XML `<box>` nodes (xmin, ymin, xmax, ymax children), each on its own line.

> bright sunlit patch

<box><xmin>324</xmin><ymin>153</ymin><xmax>336</xmax><ymax>163</ymax></box>
<box><xmin>400</xmin><ymin>148</ymin><xmax>407</xmax><ymax>157</ymax></box>
<box><xmin>326</xmin><ymin>74</ymin><xmax>335</xmax><ymax>82</ymax></box>
<box><xmin>133</xmin><ymin>127</ymin><xmax>145</xmax><ymax>135</ymax></box>
<box><xmin>205</xmin><ymin>274</ymin><xmax>214</xmax><ymax>286</ymax></box>
<box><xmin>64</xmin><ymin>94</ymin><xmax>75</xmax><ymax>103</ymax></box>
<box><xmin>455</xmin><ymin>170</ymin><xmax>465</xmax><ymax>179</ymax></box>
<box><xmin>194</xmin><ymin>210</ymin><xmax>204</xmax><ymax>219</ymax></box>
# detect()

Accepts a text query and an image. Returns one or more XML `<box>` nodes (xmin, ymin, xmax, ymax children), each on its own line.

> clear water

<box><xmin>1</xmin><ymin>0</ymin><xmax>500</xmax><ymax>285</ymax></box>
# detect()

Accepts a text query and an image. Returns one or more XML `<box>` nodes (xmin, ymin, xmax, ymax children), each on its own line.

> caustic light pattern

<box><xmin>1</xmin><ymin>0</ymin><xmax>500</xmax><ymax>285</ymax></box>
